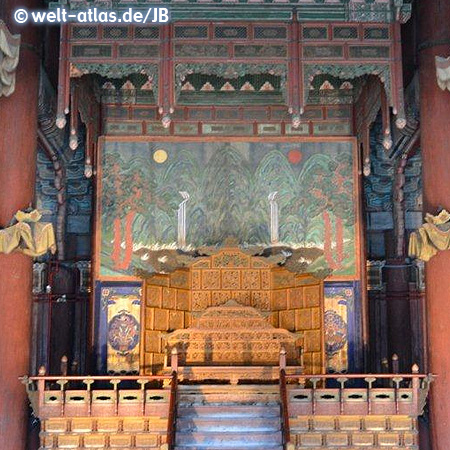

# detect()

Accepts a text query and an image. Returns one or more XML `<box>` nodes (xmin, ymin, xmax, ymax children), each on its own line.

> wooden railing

<box><xmin>22</xmin><ymin>372</ymin><xmax>172</xmax><ymax>419</ymax></box>
<box><xmin>279</xmin><ymin>348</ymin><xmax>291</xmax><ymax>450</ymax></box>
<box><xmin>23</xmin><ymin>354</ymin><xmax>182</xmax><ymax>448</ymax></box>
<box><xmin>22</xmin><ymin>356</ymin><xmax>432</xmax><ymax>450</ymax></box>
<box><xmin>275</xmin><ymin>351</ymin><xmax>434</xmax><ymax>446</ymax></box>
<box><xmin>284</xmin><ymin>365</ymin><xmax>433</xmax><ymax>417</ymax></box>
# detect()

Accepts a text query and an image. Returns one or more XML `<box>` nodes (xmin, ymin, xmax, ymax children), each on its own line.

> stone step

<box><xmin>177</xmin><ymin>385</ymin><xmax>280</xmax><ymax>405</ymax></box>
<box><xmin>175</xmin><ymin>447</ymin><xmax>283</xmax><ymax>450</ymax></box>
<box><xmin>175</xmin><ymin>431</ymin><xmax>282</xmax><ymax>447</ymax></box>
<box><xmin>176</xmin><ymin>417</ymin><xmax>281</xmax><ymax>433</ymax></box>
<box><xmin>178</xmin><ymin>394</ymin><xmax>280</xmax><ymax>405</ymax></box>
<box><xmin>178</xmin><ymin>397</ymin><xmax>279</xmax><ymax>406</ymax></box>
<box><xmin>177</xmin><ymin>405</ymin><xmax>281</xmax><ymax>418</ymax></box>
<box><xmin>178</xmin><ymin>385</ymin><xmax>279</xmax><ymax>393</ymax></box>
<box><xmin>175</xmin><ymin>385</ymin><xmax>282</xmax><ymax>450</ymax></box>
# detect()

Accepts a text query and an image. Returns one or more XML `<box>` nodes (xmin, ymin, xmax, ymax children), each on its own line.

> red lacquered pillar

<box><xmin>417</xmin><ymin>1</ymin><xmax>450</xmax><ymax>449</ymax></box>
<box><xmin>0</xmin><ymin>2</ymin><xmax>41</xmax><ymax>448</ymax></box>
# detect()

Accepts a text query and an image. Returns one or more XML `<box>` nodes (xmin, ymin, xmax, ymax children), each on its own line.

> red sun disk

<box><xmin>288</xmin><ymin>149</ymin><xmax>303</xmax><ymax>164</ymax></box>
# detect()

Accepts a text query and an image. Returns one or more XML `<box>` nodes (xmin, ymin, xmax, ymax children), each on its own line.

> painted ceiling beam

<box><xmin>49</xmin><ymin>1</ymin><xmax>412</xmax><ymax>23</ymax></box>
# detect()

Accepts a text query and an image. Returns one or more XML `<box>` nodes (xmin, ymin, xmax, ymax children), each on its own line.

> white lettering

<box><xmin>30</xmin><ymin>10</ymin><xmax>47</xmax><ymax>22</ymax></box>
<box><xmin>159</xmin><ymin>8</ymin><xmax>169</xmax><ymax>23</ymax></box>
<box><xmin>18</xmin><ymin>6</ymin><xmax>171</xmax><ymax>24</ymax></box>
<box><xmin>77</xmin><ymin>11</ymin><xmax>87</xmax><ymax>23</ymax></box>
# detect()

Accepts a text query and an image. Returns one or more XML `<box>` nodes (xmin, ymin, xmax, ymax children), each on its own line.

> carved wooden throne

<box><xmin>141</xmin><ymin>247</ymin><xmax>325</xmax><ymax>378</ymax></box>
<box><xmin>162</xmin><ymin>300</ymin><xmax>303</xmax><ymax>382</ymax></box>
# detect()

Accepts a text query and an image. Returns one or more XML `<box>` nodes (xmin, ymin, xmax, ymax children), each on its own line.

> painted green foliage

<box><xmin>100</xmin><ymin>141</ymin><xmax>356</xmax><ymax>277</ymax></box>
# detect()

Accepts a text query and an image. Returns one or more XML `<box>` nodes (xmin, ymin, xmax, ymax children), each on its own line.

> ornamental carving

<box><xmin>164</xmin><ymin>300</ymin><xmax>302</xmax><ymax>366</ymax></box>
<box><xmin>349</xmin><ymin>1</ymin><xmax>411</xmax><ymax>24</ymax></box>
<box><xmin>175</xmin><ymin>63</ymin><xmax>287</xmax><ymax>101</ymax></box>
<box><xmin>70</xmin><ymin>62</ymin><xmax>159</xmax><ymax>100</ymax></box>
<box><xmin>0</xmin><ymin>21</ymin><xmax>21</xmax><ymax>97</ymax></box>
<box><xmin>303</xmin><ymin>63</ymin><xmax>392</xmax><ymax>110</ymax></box>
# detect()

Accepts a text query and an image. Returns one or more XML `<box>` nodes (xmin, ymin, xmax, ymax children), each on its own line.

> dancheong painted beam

<box><xmin>49</xmin><ymin>0</ymin><xmax>412</xmax><ymax>23</ymax></box>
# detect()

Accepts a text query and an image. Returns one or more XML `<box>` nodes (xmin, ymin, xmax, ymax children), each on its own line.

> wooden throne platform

<box><xmin>162</xmin><ymin>300</ymin><xmax>303</xmax><ymax>382</ymax></box>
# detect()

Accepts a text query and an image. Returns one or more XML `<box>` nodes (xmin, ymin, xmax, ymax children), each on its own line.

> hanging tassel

<box><xmin>381</xmin><ymin>86</ymin><xmax>392</xmax><ymax>151</ymax></box>
<box><xmin>56</xmin><ymin>24</ymin><xmax>69</xmax><ymax>129</ymax></box>
<box><xmin>69</xmin><ymin>82</ymin><xmax>79</xmax><ymax>150</ymax></box>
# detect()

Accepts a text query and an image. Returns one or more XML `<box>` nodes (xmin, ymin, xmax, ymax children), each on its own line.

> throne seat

<box><xmin>163</xmin><ymin>300</ymin><xmax>303</xmax><ymax>382</ymax></box>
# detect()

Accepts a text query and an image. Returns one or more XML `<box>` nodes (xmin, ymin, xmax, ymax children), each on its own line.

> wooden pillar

<box><xmin>0</xmin><ymin>2</ymin><xmax>40</xmax><ymax>448</ymax></box>
<box><xmin>418</xmin><ymin>1</ymin><xmax>450</xmax><ymax>449</ymax></box>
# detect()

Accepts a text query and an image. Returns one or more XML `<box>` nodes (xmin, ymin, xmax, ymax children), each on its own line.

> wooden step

<box><xmin>176</xmin><ymin>417</ymin><xmax>281</xmax><ymax>433</ymax></box>
<box><xmin>177</xmin><ymin>404</ymin><xmax>281</xmax><ymax>418</ymax></box>
<box><xmin>175</xmin><ymin>431</ymin><xmax>282</xmax><ymax>447</ymax></box>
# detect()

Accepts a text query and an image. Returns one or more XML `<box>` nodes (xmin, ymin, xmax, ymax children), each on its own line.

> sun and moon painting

<box><xmin>98</xmin><ymin>140</ymin><xmax>358</xmax><ymax>280</ymax></box>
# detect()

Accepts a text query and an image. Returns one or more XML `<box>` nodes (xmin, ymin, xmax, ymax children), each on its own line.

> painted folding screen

<box><xmin>96</xmin><ymin>139</ymin><xmax>360</xmax><ymax>281</ymax></box>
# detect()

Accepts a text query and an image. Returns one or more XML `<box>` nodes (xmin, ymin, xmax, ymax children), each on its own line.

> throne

<box><xmin>141</xmin><ymin>247</ymin><xmax>325</xmax><ymax>379</ymax></box>
<box><xmin>162</xmin><ymin>300</ymin><xmax>303</xmax><ymax>383</ymax></box>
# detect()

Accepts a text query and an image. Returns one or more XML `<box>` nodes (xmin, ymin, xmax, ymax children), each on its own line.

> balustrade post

<box><xmin>110</xmin><ymin>379</ymin><xmax>121</xmax><ymax>416</ymax></box>
<box><xmin>167</xmin><ymin>369</ymin><xmax>178</xmax><ymax>450</ymax></box>
<box><xmin>137</xmin><ymin>379</ymin><xmax>148</xmax><ymax>416</ymax></box>
<box><xmin>60</xmin><ymin>355</ymin><xmax>68</xmax><ymax>376</ymax></box>
<box><xmin>381</xmin><ymin>358</ymin><xmax>389</xmax><ymax>373</ymax></box>
<box><xmin>392</xmin><ymin>354</ymin><xmax>399</xmax><ymax>374</ymax></box>
<box><xmin>279</xmin><ymin>347</ymin><xmax>287</xmax><ymax>371</ymax></box>
<box><xmin>336</xmin><ymin>377</ymin><xmax>348</xmax><ymax>415</ymax></box>
<box><xmin>70</xmin><ymin>360</ymin><xmax>78</xmax><ymax>375</ymax></box>
<box><xmin>392</xmin><ymin>377</ymin><xmax>404</xmax><ymax>414</ymax></box>
<box><xmin>310</xmin><ymin>378</ymin><xmax>320</xmax><ymax>415</ymax></box>
<box><xmin>365</xmin><ymin>377</ymin><xmax>376</xmax><ymax>415</ymax></box>
<box><xmin>83</xmin><ymin>378</ymin><xmax>94</xmax><ymax>416</ymax></box>
<box><xmin>37</xmin><ymin>366</ymin><xmax>46</xmax><ymax>415</ymax></box>
<box><xmin>56</xmin><ymin>379</ymin><xmax>68</xmax><ymax>416</ymax></box>
<box><xmin>411</xmin><ymin>364</ymin><xmax>420</xmax><ymax>414</ymax></box>
<box><xmin>279</xmin><ymin>348</ymin><xmax>290</xmax><ymax>450</ymax></box>
<box><xmin>171</xmin><ymin>347</ymin><xmax>178</xmax><ymax>374</ymax></box>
